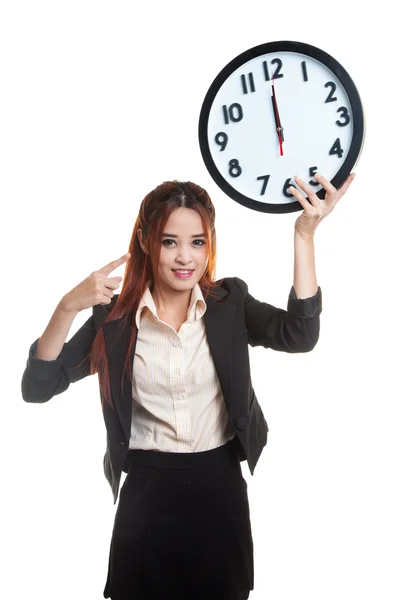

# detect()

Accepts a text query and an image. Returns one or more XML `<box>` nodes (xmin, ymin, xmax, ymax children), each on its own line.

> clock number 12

<box><xmin>263</xmin><ymin>58</ymin><xmax>284</xmax><ymax>81</ymax></box>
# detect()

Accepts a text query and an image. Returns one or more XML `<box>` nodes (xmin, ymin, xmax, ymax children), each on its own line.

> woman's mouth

<box><xmin>172</xmin><ymin>269</ymin><xmax>194</xmax><ymax>278</ymax></box>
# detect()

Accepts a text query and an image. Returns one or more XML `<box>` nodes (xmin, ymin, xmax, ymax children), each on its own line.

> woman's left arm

<box><xmin>293</xmin><ymin>233</ymin><xmax>318</xmax><ymax>299</ymax></box>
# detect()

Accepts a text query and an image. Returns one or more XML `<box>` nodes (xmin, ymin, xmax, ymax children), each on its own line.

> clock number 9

<box><xmin>228</xmin><ymin>159</ymin><xmax>242</xmax><ymax>178</ymax></box>
<box><xmin>215</xmin><ymin>132</ymin><xmax>228</xmax><ymax>151</ymax></box>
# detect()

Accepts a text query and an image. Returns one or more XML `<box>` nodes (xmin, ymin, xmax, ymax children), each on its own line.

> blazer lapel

<box><xmin>99</xmin><ymin>284</ymin><xmax>234</xmax><ymax>444</ymax></box>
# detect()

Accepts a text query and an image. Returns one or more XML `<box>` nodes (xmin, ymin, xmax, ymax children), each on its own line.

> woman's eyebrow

<box><xmin>162</xmin><ymin>233</ymin><xmax>206</xmax><ymax>238</ymax></box>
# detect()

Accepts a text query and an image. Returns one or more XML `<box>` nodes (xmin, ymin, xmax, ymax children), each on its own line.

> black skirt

<box><xmin>103</xmin><ymin>435</ymin><xmax>254</xmax><ymax>600</ymax></box>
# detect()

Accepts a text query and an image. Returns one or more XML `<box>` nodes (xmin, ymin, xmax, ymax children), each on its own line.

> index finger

<box><xmin>98</xmin><ymin>252</ymin><xmax>131</xmax><ymax>276</ymax></box>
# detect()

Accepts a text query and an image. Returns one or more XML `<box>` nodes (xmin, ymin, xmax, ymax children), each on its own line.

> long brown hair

<box><xmin>83</xmin><ymin>180</ymin><xmax>222</xmax><ymax>411</ymax></box>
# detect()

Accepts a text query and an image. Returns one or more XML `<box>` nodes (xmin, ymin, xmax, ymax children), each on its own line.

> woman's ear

<box><xmin>137</xmin><ymin>229</ymin><xmax>148</xmax><ymax>254</ymax></box>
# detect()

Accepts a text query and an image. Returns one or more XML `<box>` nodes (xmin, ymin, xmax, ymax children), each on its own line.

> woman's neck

<box><xmin>151</xmin><ymin>285</ymin><xmax>193</xmax><ymax>317</ymax></box>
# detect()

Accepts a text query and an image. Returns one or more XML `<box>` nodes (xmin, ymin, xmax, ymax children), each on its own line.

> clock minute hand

<box><xmin>271</xmin><ymin>80</ymin><xmax>284</xmax><ymax>156</ymax></box>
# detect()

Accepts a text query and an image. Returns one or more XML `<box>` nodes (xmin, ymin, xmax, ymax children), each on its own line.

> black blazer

<box><xmin>21</xmin><ymin>276</ymin><xmax>322</xmax><ymax>504</ymax></box>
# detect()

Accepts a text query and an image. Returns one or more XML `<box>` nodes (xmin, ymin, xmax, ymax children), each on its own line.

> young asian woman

<box><xmin>21</xmin><ymin>172</ymin><xmax>355</xmax><ymax>600</ymax></box>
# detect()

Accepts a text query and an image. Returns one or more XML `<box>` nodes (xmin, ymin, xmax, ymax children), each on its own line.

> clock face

<box><xmin>198</xmin><ymin>41</ymin><xmax>365</xmax><ymax>213</ymax></box>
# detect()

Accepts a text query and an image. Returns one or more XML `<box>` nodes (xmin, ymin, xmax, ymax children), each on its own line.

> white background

<box><xmin>1</xmin><ymin>1</ymin><xmax>399</xmax><ymax>599</ymax></box>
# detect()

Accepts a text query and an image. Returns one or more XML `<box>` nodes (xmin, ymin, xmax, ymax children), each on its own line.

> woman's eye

<box><xmin>162</xmin><ymin>239</ymin><xmax>205</xmax><ymax>247</ymax></box>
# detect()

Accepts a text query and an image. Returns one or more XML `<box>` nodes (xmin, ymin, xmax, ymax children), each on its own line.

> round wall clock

<box><xmin>198</xmin><ymin>40</ymin><xmax>365</xmax><ymax>214</ymax></box>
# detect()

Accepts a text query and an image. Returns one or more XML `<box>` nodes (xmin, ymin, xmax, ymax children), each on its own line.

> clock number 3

<box><xmin>336</xmin><ymin>107</ymin><xmax>351</xmax><ymax>127</ymax></box>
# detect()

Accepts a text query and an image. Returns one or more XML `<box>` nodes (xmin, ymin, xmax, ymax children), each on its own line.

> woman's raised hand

<box><xmin>62</xmin><ymin>252</ymin><xmax>131</xmax><ymax>312</ymax></box>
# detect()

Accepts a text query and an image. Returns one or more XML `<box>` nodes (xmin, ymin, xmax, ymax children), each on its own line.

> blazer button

<box><xmin>235</xmin><ymin>417</ymin><xmax>249</xmax><ymax>430</ymax></box>
<box><xmin>120</xmin><ymin>441</ymin><xmax>125</xmax><ymax>446</ymax></box>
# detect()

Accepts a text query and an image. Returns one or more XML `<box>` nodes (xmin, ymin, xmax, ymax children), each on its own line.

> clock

<box><xmin>198</xmin><ymin>40</ymin><xmax>365</xmax><ymax>214</ymax></box>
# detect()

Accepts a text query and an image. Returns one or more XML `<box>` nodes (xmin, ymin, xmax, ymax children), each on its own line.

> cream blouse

<box><xmin>128</xmin><ymin>283</ymin><xmax>236</xmax><ymax>452</ymax></box>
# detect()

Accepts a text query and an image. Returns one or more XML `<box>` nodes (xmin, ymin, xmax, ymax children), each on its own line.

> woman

<box><xmin>21</xmin><ymin>172</ymin><xmax>355</xmax><ymax>599</ymax></box>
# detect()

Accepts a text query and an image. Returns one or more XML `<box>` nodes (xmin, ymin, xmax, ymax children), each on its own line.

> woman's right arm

<box><xmin>21</xmin><ymin>297</ymin><xmax>97</xmax><ymax>404</ymax></box>
<box><xmin>21</xmin><ymin>251</ymin><xmax>130</xmax><ymax>403</ymax></box>
<box><xmin>34</xmin><ymin>296</ymin><xmax>79</xmax><ymax>361</ymax></box>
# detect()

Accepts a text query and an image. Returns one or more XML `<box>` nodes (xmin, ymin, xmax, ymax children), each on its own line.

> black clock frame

<box><xmin>198</xmin><ymin>40</ymin><xmax>365</xmax><ymax>214</ymax></box>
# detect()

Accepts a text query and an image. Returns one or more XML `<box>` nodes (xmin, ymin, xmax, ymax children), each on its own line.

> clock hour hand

<box><xmin>271</xmin><ymin>80</ymin><xmax>284</xmax><ymax>155</ymax></box>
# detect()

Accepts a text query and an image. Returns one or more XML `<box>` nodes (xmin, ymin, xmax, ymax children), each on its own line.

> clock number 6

<box><xmin>283</xmin><ymin>178</ymin><xmax>295</xmax><ymax>198</ymax></box>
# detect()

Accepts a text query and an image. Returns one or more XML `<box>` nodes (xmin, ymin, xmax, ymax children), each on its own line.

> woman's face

<box><xmin>156</xmin><ymin>207</ymin><xmax>209</xmax><ymax>294</ymax></box>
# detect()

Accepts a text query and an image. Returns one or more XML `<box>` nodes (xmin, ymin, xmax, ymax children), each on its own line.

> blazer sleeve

<box><xmin>233</xmin><ymin>277</ymin><xmax>322</xmax><ymax>352</ymax></box>
<box><xmin>21</xmin><ymin>313</ymin><xmax>98</xmax><ymax>404</ymax></box>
